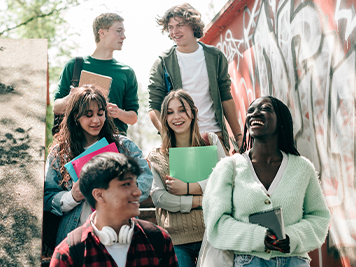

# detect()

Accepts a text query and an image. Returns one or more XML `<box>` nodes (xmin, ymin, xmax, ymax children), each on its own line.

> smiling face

<box><xmin>245</xmin><ymin>97</ymin><xmax>278</xmax><ymax>139</ymax></box>
<box><xmin>101</xmin><ymin>173</ymin><xmax>141</xmax><ymax>221</ymax></box>
<box><xmin>168</xmin><ymin>17</ymin><xmax>197</xmax><ymax>51</ymax></box>
<box><xmin>77</xmin><ymin>100</ymin><xmax>106</xmax><ymax>146</ymax></box>
<box><xmin>101</xmin><ymin>21</ymin><xmax>126</xmax><ymax>51</ymax></box>
<box><xmin>167</xmin><ymin>97</ymin><xmax>193</xmax><ymax>136</ymax></box>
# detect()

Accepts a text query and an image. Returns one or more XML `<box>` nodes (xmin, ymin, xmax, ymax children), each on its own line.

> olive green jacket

<box><xmin>148</xmin><ymin>41</ymin><xmax>232</xmax><ymax>150</ymax></box>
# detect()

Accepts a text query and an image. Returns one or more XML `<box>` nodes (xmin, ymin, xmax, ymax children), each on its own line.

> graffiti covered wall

<box><xmin>202</xmin><ymin>0</ymin><xmax>356</xmax><ymax>265</ymax></box>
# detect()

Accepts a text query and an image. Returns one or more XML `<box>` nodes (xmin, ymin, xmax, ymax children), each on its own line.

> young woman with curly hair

<box><xmin>44</xmin><ymin>85</ymin><xmax>152</xmax><ymax>246</ymax></box>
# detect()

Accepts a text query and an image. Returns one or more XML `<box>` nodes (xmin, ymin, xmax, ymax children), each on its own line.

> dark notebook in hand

<box><xmin>249</xmin><ymin>207</ymin><xmax>286</xmax><ymax>240</ymax></box>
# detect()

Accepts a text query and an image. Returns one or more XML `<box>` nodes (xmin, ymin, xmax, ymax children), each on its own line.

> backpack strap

<box><xmin>136</xmin><ymin>219</ymin><xmax>165</xmax><ymax>264</ymax></box>
<box><xmin>67</xmin><ymin>226</ymin><xmax>85</xmax><ymax>266</ymax></box>
<box><xmin>202</xmin><ymin>132</ymin><xmax>210</xmax><ymax>145</ymax></box>
<box><xmin>70</xmin><ymin>56</ymin><xmax>84</xmax><ymax>88</ymax></box>
<box><xmin>51</xmin><ymin>56</ymin><xmax>83</xmax><ymax>136</ymax></box>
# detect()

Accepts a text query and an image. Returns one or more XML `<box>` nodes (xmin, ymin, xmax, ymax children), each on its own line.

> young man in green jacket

<box><xmin>53</xmin><ymin>13</ymin><xmax>138</xmax><ymax>135</ymax></box>
<box><xmin>148</xmin><ymin>3</ymin><xmax>242</xmax><ymax>151</ymax></box>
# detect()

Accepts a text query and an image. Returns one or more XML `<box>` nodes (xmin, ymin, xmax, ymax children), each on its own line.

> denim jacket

<box><xmin>43</xmin><ymin>135</ymin><xmax>153</xmax><ymax>246</ymax></box>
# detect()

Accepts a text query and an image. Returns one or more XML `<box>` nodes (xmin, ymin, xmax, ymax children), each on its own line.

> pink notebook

<box><xmin>72</xmin><ymin>142</ymin><xmax>119</xmax><ymax>179</ymax></box>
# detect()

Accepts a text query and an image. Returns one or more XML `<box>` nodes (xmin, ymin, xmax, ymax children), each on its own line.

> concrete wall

<box><xmin>0</xmin><ymin>39</ymin><xmax>47</xmax><ymax>266</ymax></box>
<box><xmin>201</xmin><ymin>0</ymin><xmax>356</xmax><ymax>266</ymax></box>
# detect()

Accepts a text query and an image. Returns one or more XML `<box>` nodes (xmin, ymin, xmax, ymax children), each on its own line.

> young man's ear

<box><xmin>92</xmin><ymin>188</ymin><xmax>105</xmax><ymax>203</ymax></box>
<box><xmin>98</xmin><ymin>29</ymin><xmax>106</xmax><ymax>40</ymax></box>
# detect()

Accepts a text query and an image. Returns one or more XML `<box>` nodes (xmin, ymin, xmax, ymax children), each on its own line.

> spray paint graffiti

<box><xmin>215</xmin><ymin>0</ymin><xmax>356</xmax><ymax>263</ymax></box>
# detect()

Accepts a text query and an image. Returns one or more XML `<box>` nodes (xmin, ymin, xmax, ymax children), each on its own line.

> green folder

<box><xmin>169</xmin><ymin>146</ymin><xmax>218</xmax><ymax>183</ymax></box>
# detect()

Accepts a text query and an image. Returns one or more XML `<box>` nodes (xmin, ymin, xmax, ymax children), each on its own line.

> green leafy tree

<box><xmin>0</xmin><ymin>0</ymin><xmax>86</xmax><ymax>155</ymax></box>
<box><xmin>0</xmin><ymin>0</ymin><xmax>87</xmax><ymax>83</ymax></box>
<box><xmin>127</xmin><ymin>84</ymin><xmax>161</xmax><ymax>156</ymax></box>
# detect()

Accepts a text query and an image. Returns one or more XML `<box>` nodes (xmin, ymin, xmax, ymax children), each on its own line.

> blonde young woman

<box><xmin>147</xmin><ymin>89</ymin><xmax>227</xmax><ymax>267</ymax></box>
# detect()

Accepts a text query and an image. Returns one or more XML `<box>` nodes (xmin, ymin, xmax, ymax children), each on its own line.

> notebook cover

<box><xmin>249</xmin><ymin>207</ymin><xmax>286</xmax><ymax>240</ymax></box>
<box><xmin>169</xmin><ymin>146</ymin><xmax>217</xmax><ymax>183</ymax></box>
<box><xmin>72</xmin><ymin>142</ymin><xmax>119</xmax><ymax>179</ymax></box>
<box><xmin>79</xmin><ymin>70</ymin><xmax>112</xmax><ymax>97</ymax></box>
<box><xmin>64</xmin><ymin>137</ymin><xmax>109</xmax><ymax>182</ymax></box>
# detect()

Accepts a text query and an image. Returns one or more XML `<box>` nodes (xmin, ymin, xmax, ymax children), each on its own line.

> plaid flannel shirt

<box><xmin>50</xmin><ymin>217</ymin><xmax>178</xmax><ymax>267</ymax></box>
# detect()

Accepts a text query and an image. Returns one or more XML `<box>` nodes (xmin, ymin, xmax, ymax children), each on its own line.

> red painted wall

<box><xmin>201</xmin><ymin>0</ymin><xmax>356</xmax><ymax>266</ymax></box>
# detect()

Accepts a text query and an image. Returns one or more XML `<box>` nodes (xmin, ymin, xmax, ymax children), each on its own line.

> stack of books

<box><xmin>64</xmin><ymin>137</ymin><xmax>119</xmax><ymax>182</ymax></box>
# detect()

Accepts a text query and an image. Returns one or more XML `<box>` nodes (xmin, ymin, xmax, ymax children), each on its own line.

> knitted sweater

<box><xmin>203</xmin><ymin>153</ymin><xmax>330</xmax><ymax>260</ymax></box>
<box><xmin>147</xmin><ymin>133</ymin><xmax>226</xmax><ymax>245</ymax></box>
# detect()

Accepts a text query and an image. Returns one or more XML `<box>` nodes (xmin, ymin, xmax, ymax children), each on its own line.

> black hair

<box><xmin>239</xmin><ymin>96</ymin><xmax>300</xmax><ymax>156</ymax></box>
<box><xmin>79</xmin><ymin>152</ymin><xmax>142</xmax><ymax>208</ymax></box>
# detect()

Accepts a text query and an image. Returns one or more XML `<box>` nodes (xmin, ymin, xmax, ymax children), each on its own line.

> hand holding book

<box><xmin>264</xmin><ymin>230</ymin><xmax>290</xmax><ymax>253</ymax></box>
<box><xmin>165</xmin><ymin>175</ymin><xmax>203</xmax><ymax>196</ymax></box>
<box><xmin>165</xmin><ymin>175</ymin><xmax>187</xmax><ymax>195</ymax></box>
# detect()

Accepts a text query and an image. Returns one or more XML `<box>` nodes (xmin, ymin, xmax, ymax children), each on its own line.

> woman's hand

<box><xmin>165</xmin><ymin>176</ymin><xmax>187</xmax><ymax>195</ymax></box>
<box><xmin>264</xmin><ymin>230</ymin><xmax>290</xmax><ymax>253</ymax></box>
<box><xmin>71</xmin><ymin>180</ymin><xmax>85</xmax><ymax>202</ymax></box>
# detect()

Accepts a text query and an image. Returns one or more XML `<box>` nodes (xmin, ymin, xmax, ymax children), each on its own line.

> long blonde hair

<box><xmin>160</xmin><ymin>89</ymin><xmax>207</xmax><ymax>153</ymax></box>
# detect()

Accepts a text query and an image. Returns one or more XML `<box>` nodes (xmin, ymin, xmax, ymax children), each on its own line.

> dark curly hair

<box><xmin>50</xmin><ymin>85</ymin><xmax>126</xmax><ymax>188</ymax></box>
<box><xmin>239</xmin><ymin>96</ymin><xmax>300</xmax><ymax>156</ymax></box>
<box><xmin>80</xmin><ymin>152</ymin><xmax>141</xmax><ymax>209</ymax></box>
<box><xmin>157</xmin><ymin>3</ymin><xmax>205</xmax><ymax>39</ymax></box>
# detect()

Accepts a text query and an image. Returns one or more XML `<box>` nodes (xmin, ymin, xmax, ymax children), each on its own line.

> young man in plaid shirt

<box><xmin>50</xmin><ymin>153</ymin><xmax>178</xmax><ymax>267</ymax></box>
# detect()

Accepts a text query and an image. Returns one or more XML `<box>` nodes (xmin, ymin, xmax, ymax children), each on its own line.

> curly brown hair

<box><xmin>156</xmin><ymin>3</ymin><xmax>205</xmax><ymax>39</ymax></box>
<box><xmin>50</xmin><ymin>85</ymin><xmax>125</xmax><ymax>187</ymax></box>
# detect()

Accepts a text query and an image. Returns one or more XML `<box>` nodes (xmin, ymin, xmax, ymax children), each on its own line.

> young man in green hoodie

<box><xmin>148</xmin><ymin>3</ymin><xmax>242</xmax><ymax>152</ymax></box>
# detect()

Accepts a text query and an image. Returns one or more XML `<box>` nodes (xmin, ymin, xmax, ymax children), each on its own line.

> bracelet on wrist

<box><xmin>234</xmin><ymin>133</ymin><xmax>242</xmax><ymax>139</ymax></box>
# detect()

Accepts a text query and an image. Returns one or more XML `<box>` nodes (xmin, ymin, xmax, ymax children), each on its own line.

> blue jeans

<box><xmin>174</xmin><ymin>241</ymin><xmax>202</xmax><ymax>267</ymax></box>
<box><xmin>234</xmin><ymin>255</ymin><xmax>310</xmax><ymax>267</ymax></box>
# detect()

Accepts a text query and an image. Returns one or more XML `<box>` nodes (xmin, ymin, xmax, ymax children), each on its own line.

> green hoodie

<box><xmin>148</xmin><ymin>41</ymin><xmax>232</xmax><ymax>150</ymax></box>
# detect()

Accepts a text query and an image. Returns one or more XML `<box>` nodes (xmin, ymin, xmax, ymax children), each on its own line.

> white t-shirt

<box><xmin>91</xmin><ymin>212</ymin><xmax>133</xmax><ymax>267</ymax></box>
<box><xmin>176</xmin><ymin>44</ymin><xmax>221</xmax><ymax>133</ymax></box>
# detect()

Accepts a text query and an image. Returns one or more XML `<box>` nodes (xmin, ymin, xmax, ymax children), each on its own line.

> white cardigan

<box><xmin>203</xmin><ymin>153</ymin><xmax>331</xmax><ymax>260</ymax></box>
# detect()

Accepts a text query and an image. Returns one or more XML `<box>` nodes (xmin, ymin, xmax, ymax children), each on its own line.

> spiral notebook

<box><xmin>249</xmin><ymin>207</ymin><xmax>286</xmax><ymax>240</ymax></box>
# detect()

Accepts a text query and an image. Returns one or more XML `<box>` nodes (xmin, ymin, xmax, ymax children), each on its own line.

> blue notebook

<box><xmin>64</xmin><ymin>137</ymin><xmax>109</xmax><ymax>182</ymax></box>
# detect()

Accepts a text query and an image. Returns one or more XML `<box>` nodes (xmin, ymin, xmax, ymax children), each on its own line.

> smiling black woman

<box><xmin>203</xmin><ymin>95</ymin><xmax>331</xmax><ymax>267</ymax></box>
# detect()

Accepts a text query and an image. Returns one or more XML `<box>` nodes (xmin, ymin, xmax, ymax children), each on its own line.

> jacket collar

<box><xmin>159</xmin><ymin>41</ymin><xmax>219</xmax><ymax>58</ymax></box>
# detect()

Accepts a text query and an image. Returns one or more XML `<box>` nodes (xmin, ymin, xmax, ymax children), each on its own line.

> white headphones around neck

<box><xmin>90</xmin><ymin>214</ymin><xmax>134</xmax><ymax>246</ymax></box>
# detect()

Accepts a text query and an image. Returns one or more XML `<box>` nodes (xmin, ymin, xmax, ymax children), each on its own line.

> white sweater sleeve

<box><xmin>150</xmin><ymin>168</ymin><xmax>193</xmax><ymax>213</ymax></box>
<box><xmin>60</xmin><ymin>190</ymin><xmax>81</xmax><ymax>213</ymax></box>
<box><xmin>203</xmin><ymin>156</ymin><xmax>267</xmax><ymax>252</ymax></box>
<box><xmin>285</xmin><ymin>159</ymin><xmax>331</xmax><ymax>253</ymax></box>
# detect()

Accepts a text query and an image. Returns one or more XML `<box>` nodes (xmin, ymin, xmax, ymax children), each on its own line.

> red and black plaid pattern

<box><xmin>50</xmin><ymin>218</ymin><xmax>178</xmax><ymax>267</ymax></box>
